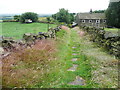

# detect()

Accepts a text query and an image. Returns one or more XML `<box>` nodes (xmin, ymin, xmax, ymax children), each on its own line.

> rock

<box><xmin>0</xmin><ymin>47</ymin><xmax>4</xmax><ymax>55</ymax></box>
<box><xmin>67</xmin><ymin>64</ymin><xmax>78</xmax><ymax>71</ymax></box>
<box><xmin>68</xmin><ymin>76</ymin><xmax>86</xmax><ymax>86</ymax></box>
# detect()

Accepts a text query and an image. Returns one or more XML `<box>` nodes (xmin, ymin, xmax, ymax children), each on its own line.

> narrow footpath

<box><xmin>55</xmin><ymin>26</ymin><xmax>118</xmax><ymax>88</ymax></box>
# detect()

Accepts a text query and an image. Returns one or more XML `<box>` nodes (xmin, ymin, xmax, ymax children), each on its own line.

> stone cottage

<box><xmin>75</xmin><ymin>12</ymin><xmax>107</xmax><ymax>27</ymax></box>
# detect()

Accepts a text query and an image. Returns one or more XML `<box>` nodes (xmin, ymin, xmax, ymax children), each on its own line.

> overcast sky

<box><xmin>0</xmin><ymin>0</ymin><xmax>110</xmax><ymax>14</ymax></box>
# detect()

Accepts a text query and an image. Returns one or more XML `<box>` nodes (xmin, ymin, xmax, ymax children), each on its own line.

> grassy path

<box><xmin>2</xmin><ymin>26</ymin><xmax>118</xmax><ymax>88</ymax></box>
<box><xmin>34</xmin><ymin>27</ymin><xmax>94</xmax><ymax>88</ymax></box>
<box><xmin>35</xmin><ymin>26</ymin><xmax>118</xmax><ymax>88</ymax></box>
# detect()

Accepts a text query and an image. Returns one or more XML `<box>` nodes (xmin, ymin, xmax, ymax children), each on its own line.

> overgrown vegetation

<box><xmin>2</xmin><ymin>39</ymin><xmax>57</xmax><ymax>88</ymax></box>
<box><xmin>76</xmin><ymin>27</ymin><xmax>118</xmax><ymax>88</ymax></box>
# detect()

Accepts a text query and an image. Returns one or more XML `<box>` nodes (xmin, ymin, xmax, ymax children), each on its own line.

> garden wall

<box><xmin>80</xmin><ymin>26</ymin><xmax>120</xmax><ymax>59</ymax></box>
<box><xmin>1</xmin><ymin>26</ymin><xmax>61</xmax><ymax>56</ymax></box>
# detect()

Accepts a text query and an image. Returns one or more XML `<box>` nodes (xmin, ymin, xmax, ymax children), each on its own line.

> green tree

<box><xmin>14</xmin><ymin>15</ymin><xmax>20</xmax><ymax>21</ymax></box>
<box><xmin>52</xmin><ymin>8</ymin><xmax>74</xmax><ymax>24</ymax></box>
<box><xmin>20</xmin><ymin>12</ymin><xmax>38</xmax><ymax>23</ymax></box>
<box><xmin>93</xmin><ymin>10</ymin><xmax>105</xmax><ymax>13</ymax></box>
<box><xmin>105</xmin><ymin>1</ymin><xmax>120</xmax><ymax>28</ymax></box>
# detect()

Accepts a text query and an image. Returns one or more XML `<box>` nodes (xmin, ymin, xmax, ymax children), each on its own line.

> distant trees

<box><xmin>14</xmin><ymin>15</ymin><xmax>20</xmax><ymax>21</ymax></box>
<box><xmin>93</xmin><ymin>10</ymin><xmax>105</xmax><ymax>13</ymax></box>
<box><xmin>105</xmin><ymin>1</ymin><xmax>120</xmax><ymax>28</ymax></box>
<box><xmin>52</xmin><ymin>8</ymin><xmax>74</xmax><ymax>24</ymax></box>
<box><xmin>20</xmin><ymin>12</ymin><xmax>38</xmax><ymax>23</ymax></box>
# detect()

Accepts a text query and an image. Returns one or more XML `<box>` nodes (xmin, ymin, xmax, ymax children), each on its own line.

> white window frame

<box><xmin>82</xmin><ymin>20</ymin><xmax>85</xmax><ymax>23</ymax></box>
<box><xmin>89</xmin><ymin>20</ymin><xmax>92</xmax><ymax>23</ymax></box>
<box><xmin>96</xmin><ymin>20</ymin><xmax>100</xmax><ymax>23</ymax></box>
<box><xmin>103</xmin><ymin>20</ymin><xmax>106</xmax><ymax>23</ymax></box>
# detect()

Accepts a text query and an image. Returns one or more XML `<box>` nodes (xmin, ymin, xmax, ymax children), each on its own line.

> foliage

<box><xmin>20</xmin><ymin>12</ymin><xmax>38</xmax><ymax>23</ymax></box>
<box><xmin>14</xmin><ymin>15</ymin><xmax>21</xmax><ymax>21</ymax></box>
<box><xmin>46</xmin><ymin>17</ymin><xmax>51</xmax><ymax>22</ymax></box>
<box><xmin>52</xmin><ymin>8</ymin><xmax>74</xmax><ymax>24</ymax></box>
<box><xmin>93</xmin><ymin>10</ymin><xmax>105</xmax><ymax>13</ymax></box>
<box><xmin>105</xmin><ymin>2</ymin><xmax>120</xmax><ymax>28</ymax></box>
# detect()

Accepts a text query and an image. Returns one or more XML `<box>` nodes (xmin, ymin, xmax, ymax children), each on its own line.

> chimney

<box><xmin>90</xmin><ymin>9</ymin><xmax>92</xmax><ymax>14</ymax></box>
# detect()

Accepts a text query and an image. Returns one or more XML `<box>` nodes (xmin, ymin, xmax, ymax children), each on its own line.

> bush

<box><xmin>20</xmin><ymin>12</ymin><xmax>38</xmax><ymax>23</ymax></box>
<box><xmin>52</xmin><ymin>8</ymin><xmax>74</xmax><ymax>24</ymax></box>
<box><xmin>14</xmin><ymin>15</ymin><xmax>20</xmax><ymax>21</ymax></box>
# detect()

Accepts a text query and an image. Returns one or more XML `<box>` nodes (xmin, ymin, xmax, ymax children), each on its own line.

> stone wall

<box><xmin>80</xmin><ymin>26</ymin><xmax>120</xmax><ymax>59</ymax></box>
<box><xmin>1</xmin><ymin>26</ymin><xmax>61</xmax><ymax>53</ymax></box>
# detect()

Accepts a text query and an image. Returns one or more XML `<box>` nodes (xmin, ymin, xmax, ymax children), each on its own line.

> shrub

<box><xmin>20</xmin><ymin>12</ymin><xmax>38</xmax><ymax>23</ymax></box>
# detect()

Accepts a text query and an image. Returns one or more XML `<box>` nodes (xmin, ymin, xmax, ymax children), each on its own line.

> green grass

<box><xmin>35</xmin><ymin>27</ymin><xmax>118</xmax><ymax>88</ymax></box>
<box><xmin>104</xmin><ymin>28</ymin><xmax>119</xmax><ymax>33</ymax></box>
<box><xmin>0</xmin><ymin>22</ymin><xmax>56</xmax><ymax>39</ymax></box>
<box><xmin>104</xmin><ymin>28</ymin><xmax>119</xmax><ymax>31</ymax></box>
<box><xmin>34</xmin><ymin>29</ymin><xmax>94</xmax><ymax>88</ymax></box>
<box><xmin>2</xmin><ymin>26</ymin><xmax>118</xmax><ymax>88</ymax></box>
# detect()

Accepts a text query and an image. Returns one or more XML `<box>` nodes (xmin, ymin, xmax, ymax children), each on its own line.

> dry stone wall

<box><xmin>80</xmin><ymin>26</ymin><xmax>120</xmax><ymax>59</ymax></box>
<box><xmin>1</xmin><ymin>26</ymin><xmax>61</xmax><ymax>52</ymax></box>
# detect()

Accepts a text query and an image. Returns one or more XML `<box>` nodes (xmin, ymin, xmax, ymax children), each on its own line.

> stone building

<box><xmin>75</xmin><ymin>12</ymin><xmax>107</xmax><ymax>27</ymax></box>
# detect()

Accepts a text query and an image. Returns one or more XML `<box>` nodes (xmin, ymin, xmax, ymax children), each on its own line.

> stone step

<box><xmin>72</xmin><ymin>47</ymin><xmax>77</xmax><ymax>49</ymax></box>
<box><xmin>68</xmin><ymin>76</ymin><xmax>86</xmax><ymax>86</ymax></box>
<box><xmin>72</xmin><ymin>51</ymin><xmax>80</xmax><ymax>53</ymax></box>
<box><xmin>67</xmin><ymin>64</ymin><xmax>78</xmax><ymax>71</ymax></box>
<box><xmin>71</xmin><ymin>58</ymin><xmax>78</xmax><ymax>61</ymax></box>
<box><xmin>72</xmin><ymin>53</ymin><xmax>78</xmax><ymax>56</ymax></box>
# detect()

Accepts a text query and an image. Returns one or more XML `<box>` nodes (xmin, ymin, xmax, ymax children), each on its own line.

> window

<box><xmin>89</xmin><ymin>20</ymin><xmax>92</xmax><ymax>23</ymax></box>
<box><xmin>82</xmin><ymin>20</ymin><xmax>85</xmax><ymax>23</ymax></box>
<box><xmin>96</xmin><ymin>20</ymin><xmax>100</xmax><ymax>23</ymax></box>
<box><xmin>103</xmin><ymin>20</ymin><xmax>106</xmax><ymax>23</ymax></box>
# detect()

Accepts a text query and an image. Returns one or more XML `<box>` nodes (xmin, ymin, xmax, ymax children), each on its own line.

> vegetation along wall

<box><xmin>80</xmin><ymin>26</ymin><xmax>120</xmax><ymax>59</ymax></box>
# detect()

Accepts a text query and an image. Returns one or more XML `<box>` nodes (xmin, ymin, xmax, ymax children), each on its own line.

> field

<box><xmin>2</xmin><ymin>27</ymin><xmax>118</xmax><ymax>88</ymax></box>
<box><xmin>0</xmin><ymin>22</ymin><xmax>57</xmax><ymax>40</ymax></box>
<box><xmin>104</xmin><ymin>28</ymin><xmax>119</xmax><ymax>31</ymax></box>
<box><xmin>104</xmin><ymin>28</ymin><xmax>119</xmax><ymax>33</ymax></box>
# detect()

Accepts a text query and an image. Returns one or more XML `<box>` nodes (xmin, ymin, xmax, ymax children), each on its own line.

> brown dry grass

<box><xmin>2</xmin><ymin>39</ymin><xmax>57</xmax><ymax>88</ymax></box>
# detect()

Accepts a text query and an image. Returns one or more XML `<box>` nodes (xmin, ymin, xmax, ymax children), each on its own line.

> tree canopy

<box><xmin>14</xmin><ymin>15</ymin><xmax>20</xmax><ymax>21</ymax></box>
<box><xmin>52</xmin><ymin>8</ymin><xmax>74</xmax><ymax>24</ymax></box>
<box><xmin>93</xmin><ymin>10</ymin><xmax>105</xmax><ymax>13</ymax></box>
<box><xmin>105</xmin><ymin>1</ymin><xmax>120</xmax><ymax>28</ymax></box>
<box><xmin>20</xmin><ymin>12</ymin><xmax>38</xmax><ymax>23</ymax></box>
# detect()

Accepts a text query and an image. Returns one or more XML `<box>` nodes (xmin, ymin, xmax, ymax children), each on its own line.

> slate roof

<box><xmin>77</xmin><ymin>13</ymin><xmax>106</xmax><ymax>19</ymax></box>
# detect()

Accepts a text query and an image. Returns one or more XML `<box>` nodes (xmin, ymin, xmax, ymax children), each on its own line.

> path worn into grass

<box><xmin>57</xmin><ymin>26</ymin><xmax>118</xmax><ymax>88</ymax></box>
<box><xmin>67</xmin><ymin>44</ymin><xmax>86</xmax><ymax>86</ymax></box>
<box><xmin>2</xmin><ymin>26</ymin><xmax>118</xmax><ymax>88</ymax></box>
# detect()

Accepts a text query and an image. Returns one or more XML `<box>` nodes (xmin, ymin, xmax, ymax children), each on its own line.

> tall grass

<box><xmin>2</xmin><ymin>39</ymin><xmax>57</xmax><ymax>88</ymax></box>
